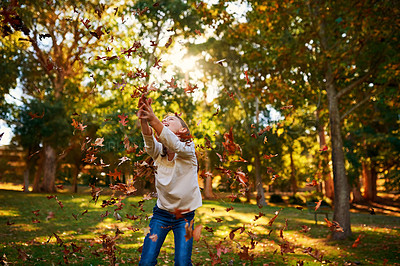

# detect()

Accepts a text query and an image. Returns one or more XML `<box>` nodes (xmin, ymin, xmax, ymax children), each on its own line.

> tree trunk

<box><xmin>255</xmin><ymin>146</ymin><xmax>267</xmax><ymax>206</ymax></box>
<box><xmin>72</xmin><ymin>165</ymin><xmax>80</xmax><ymax>193</ymax></box>
<box><xmin>40</xmin><ymin>144</ymin><xmax>57</xmax><ymax>193</ymax></box>
<box><xmin>23</xmin><ymin>166</ymin><xmax>30</xmax><ymax>193</ymax></box>
<box><xmin>316</xmin><ymin>109</ymin><xmax>334</xmax><ymax>200</ymax></box>
<box><xmin>351</xmin><ymin>177</ymin><xmax>364</xmax><ymax>203</ymax></box>
<box><xmin>362</xmin><ymin>160</ymin><xmax>377</xmax><ymax>201</ymax></box>
<box><xmin>203</xmin><ymin>155</ymin><xmax>215</xmax><ymax>199</ymax></box>
<box><xmin>326</xmin><ymin>81</ymin><xmax>352</xmax><ymax>240</ymax></box>
<box><xmin>32</xmin><ymin>154</ymin><xmax>43</xmax><ymax>192</ymax></box>
<box><xmin>289</xmin><ymin>148</ymin><xmax>297</xmax><ymax>196</ymax></box>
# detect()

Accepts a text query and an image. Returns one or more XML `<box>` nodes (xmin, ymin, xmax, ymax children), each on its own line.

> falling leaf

<box><xmin>117</xmin><ymin>156</ymin><xmax>131</xmax><ymax>166</ymax></box>
<box><xmin>93</xmin><ymin>137</ymin><xmax>105</xmax><ymax>147</ymax></box>
<box><xmin>193</xmin><ymin>225</ymin><xmax>202</xmax><ymax>242</ymax></box>
<box><xmin>268</xmin><ymin>208</ymin><xmax>283</xmax><ymax>226</ymax></box>
<box><xmin>170</xmin><ymin>208</ymin><xmax>190</xmax><ymax>219</ymax></box>
<box><xmin>32</xmin><ymin>218</ymin><xmax>40</xmax><ymax>223</ymax></box>
<box><xmin>324</xmin><ymin>218</ymin><xmax>344</xmax><ymax>232</ymax></box>
<box><xmin>300</xmin><ymin>225</ymin><xmax>311</xmax><ymax>233</ymax></box>
<box><xmin>184</xmin><ymin>220</ymin><xmax>194</xmax><ymax>241</ymax></box>
<box><xmin>32</xmin><ymin>210</ymin><xmax>40</xmax><ymax>216</ymax></box>
<box><xmin>107</xmin><ymin>169</ymin><xmax>122</xmax><ymax>181</ymax></box>
<box><xmin>314</xmin><ymin>200</ymin><xmax>323</xmax><ymax>211</ymax></box>
<box><xmin>149</xmin><ymin>234</ymin><xmax>158</xmax><ymax>242</ymax></box>
<box><xmin>225</xmin><ymin>206</ymin><xmax>234</xmax><ymax>212</ymax></box>
<box><xmin>319</xmin><ymin>145</ymin><xmax>328</xmax><ymax>152</ymax></box>
<box><xmin>254</xmin><ymin>212</ymin><xmax>265</xmax><ymax>221</ymax></box>
<box><xmin>28</xmin><ymin>110</ymin><xmax>44</xmax><ymax>119</ymax></box>
<box><xmin>118</xmin><ymin>113</ymin><xmax>128</xmax><ymax>126</ymax></box>
<box><xmin>352</xmin><ymin>234</ymin><xmax>362</xmax><ymax>248</ymax></box>
<box><xmin>280</xmin><ymin>105</ymin><xmax>294</xmax><ymax>110</ymax></box>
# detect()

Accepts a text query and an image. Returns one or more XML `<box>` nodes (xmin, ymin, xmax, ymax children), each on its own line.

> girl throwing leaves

<box><xmin>137</xmin><ymin>94</ymin><xmax>202</xmax><ymax>266</ymax></box>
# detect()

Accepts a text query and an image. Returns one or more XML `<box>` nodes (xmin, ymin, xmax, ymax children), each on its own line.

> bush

<box><xmin>269</xmin><ymin>194</ymin><xmax>284</xmax><ymax>203</ymax></box>
<box><xmin>288</xmin><ymin>195</ymin><xmax>305</xmax><ymax>205</ymax></box>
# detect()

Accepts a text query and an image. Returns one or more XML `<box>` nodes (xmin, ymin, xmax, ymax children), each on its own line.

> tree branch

<box><xmin>340</xmin><ymin>82</ymin><xmax>389</xmax><ymax>121</ymax></box>
<box><xmin>335</xmin><ymin>70</ymin><xmax>374</xmax><ymax>100</ymax></box>
<box><xmin>340</xmin><ymin>94</ymin><xmax>372</xmax><ymax>121</ymax></box>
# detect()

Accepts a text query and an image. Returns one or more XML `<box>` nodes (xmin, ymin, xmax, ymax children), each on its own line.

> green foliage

<box><xmin>269</xmin><ymin>193</ymin><xmax>284</xmax><ymax>203</ymax></box>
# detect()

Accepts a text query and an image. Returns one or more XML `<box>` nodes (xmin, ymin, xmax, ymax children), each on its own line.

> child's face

<box><xmin>162</xmin><ymin>116</ymin><xmax>187</xmax><ymax>135</ymax></box>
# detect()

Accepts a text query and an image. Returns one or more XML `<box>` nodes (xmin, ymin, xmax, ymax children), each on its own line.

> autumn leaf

<box><xmin>235</xmin><ymin>169</ymin><xmax>248</xmax><ymax>186</ymax></box>
<box><xmin>28</xmin><ymin>110</ymin><xmax>44</xmax><ymax>119</ymax></box>
<box><xmin>107</xmin><ymin>169</ymin><xmax>122</xmax><ymax>181</ymax></box>
<box><xmin>184</xmin><ymin>83</ymin><xmax>198</xmax><ymax>93</ymax></box>
<box><xmin>184</xmin><ymin>220</ymin><xmax>194</xmax><ymax>241</ymax></box>
<box><xmin>319</xmin><ymin>145</ymin><xmax>328</xmax><ymax>152</ymax></box>
<box><xmin>229</xmin><ymin>226</ymin><xmax>245</xmax><ymax>240</ymax></box>
<box><xmin>314</xmin><ymin>200</ymin><xmax>323</xmax><ymax>211</ymax></box>
<box><xmin>149</xmin><ymin>234</ymin><xmax>158</xmax><ymax>242</ymax></box>
<box><xmin>118</xmin><ymin>113</ymin><xmax>128</xmax><ymax>126</ymax></box>
<box><xmin>222</xmin><ymin>127</ymin><xmax>241</xmax><ymax>155</ymax></box>
<box><xmin>300</xmin><ymin>225</ymin><xmax>311</xmax><ymax>233</ymax></box>
<box><xmin>93</xmin><ymin>137</ymin><xmax>105</xmax><ymax>147</ymax></box>
<box><xmin>32</xmin><ymin>210</ymin><xmax>40</xmax><ymax>216</ymax></box>
<box><xmin>215</xmin><ymin>241</ymin><xmax>229</xmax><ymax>258</ymax></box>
<box><xmin>32</xmin><ymin>218</ymin><xmax>40</xmax><ymax>224</ymax></box>
<box><xmin>225</xmin><ymin>206</ymin><xmax>234</xmax><ymax>212</ymax></box>
<box><xmin>352</xmin><ymin>234</ymin><xmax>362</xmax><ymax>248</ymax></box>
<box><xmin>164</xmin><ymin>77</ymin><xmax>178</xmax><ymax>89</ymax></box>
<box><xmin>268</xmin><ymin>208</ymin><xmax>283</xmax><ymax>226</ymax></box>
<box><xmin>170</xmin><ymin>208</ymin><xmax>190</xmax><ymax>219</ymax></box>
<box><xmin>254</xmin><ymin>212</ymin><xmax>265</xmax><ymax>221</ymax></box>
<box><xmin>324</xmin><ymin>218</ymin><xmax>344</xmax><ymax>232</ymax></box>
<box><xmin>193</xmin><ymin>224</ymin><xmax>202</xmax><ymax>242</ymax></box>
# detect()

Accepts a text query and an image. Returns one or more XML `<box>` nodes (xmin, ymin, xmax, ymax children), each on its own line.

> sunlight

<box><xmin>179</xmin><ymin>56</ymin><xmax>198</xmax><ymax>72</ymax></box>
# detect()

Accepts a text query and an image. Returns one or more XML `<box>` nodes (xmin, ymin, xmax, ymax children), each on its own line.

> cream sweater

<box><xmin>142</xmin><ymin>126</ymin><xmax>202</xmax><ymax>213</ymax></box>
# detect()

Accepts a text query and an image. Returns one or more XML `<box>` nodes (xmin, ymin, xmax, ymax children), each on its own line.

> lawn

<box><xmin>0</xmin><ymin>187</ymin><xmax>399</xmax><ymax>265</ymax></box>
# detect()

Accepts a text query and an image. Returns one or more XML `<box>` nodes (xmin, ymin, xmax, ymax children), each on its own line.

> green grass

<box><xmin>0</xmin><ymin>189</ymin><xmax>399</xmax><ymax>265</ymax></box>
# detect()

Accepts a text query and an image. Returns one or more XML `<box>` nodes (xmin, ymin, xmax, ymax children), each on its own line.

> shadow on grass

<box><xmin>1</xmin><ymin>190</ymin><xmax>400</xmax><ymax>265</ymax></box>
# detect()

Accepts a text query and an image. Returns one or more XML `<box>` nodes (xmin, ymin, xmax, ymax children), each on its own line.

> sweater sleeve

<box><xmin>157</xmin><ymin>126</ymin><xmax>196</xmax><ymax>159</ymax></box>
<box><xmin>142</xmin><ymin>133</ymin><xmax>162</xmax><ymax>159</ymax></box>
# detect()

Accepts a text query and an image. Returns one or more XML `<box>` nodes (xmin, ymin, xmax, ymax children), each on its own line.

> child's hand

<box><xmin>137</xmin><ymin>94</ymin><xmax>156</xmax><ymax>123</ymax></box>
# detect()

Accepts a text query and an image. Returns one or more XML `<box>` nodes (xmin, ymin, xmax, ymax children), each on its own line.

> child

<box><xmin>137</xmin><ymin>94</ymin><xmax>202</xmax><ymax>266</ymax></box>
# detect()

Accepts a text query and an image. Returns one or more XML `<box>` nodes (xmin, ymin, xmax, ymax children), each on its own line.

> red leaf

<box><xmin>118</xmin><ymin>113</ymin><xmax>128</xmax><ymax>126</ymax></box>
<box><xmin>222</xmin><ymin>127</ymin><xmax>241</xmax><ymax>155</ymax></box>
<box><xmin>170</xmin><ymin>208</ymin><xmax>190</xmax><ymax>219</ymax></box>
<box><xmin>107</xmin><ymin>169</ymin><xmax>122</xmax><ymax>181</ymax></box>
<box><xmin>225</xmin><ymin>206</ymin><xmax>234</xmax><ymax>212</ymax></box>
<box><xmin>324</xmin><ymin>218</ymin><xmax>344</xmax><ymax>232</ymax></box>
<box><xmin>319</xmin><ymin>145</ymin><xmax>328</xmax><ymax>152</ymax></box>
<box><xmin>352</xmin><ymin>234</ymin><xmax>362</xmax><ymax>248</ymax></box>
<box><xmin>314</xmin><ymin>200</ymin><xmax>322</xmax><ymax>211</ymax></box>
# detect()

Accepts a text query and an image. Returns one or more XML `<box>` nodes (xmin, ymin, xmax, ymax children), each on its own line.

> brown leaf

<box><xmin>184</xmin><ymin>220</ymin><xmax>194</xmax><ymax>241</ymax></box>
<box><xmin>193</xmin><ymin>224</ymin><xmax>202</xmax><ymax>242</ymax></box>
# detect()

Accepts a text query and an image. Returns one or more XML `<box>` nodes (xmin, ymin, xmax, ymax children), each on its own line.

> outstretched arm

<box><xmin>137</xmin><ymin>94</ymin><xmax>163</xmax><ymax>136</ymax></box>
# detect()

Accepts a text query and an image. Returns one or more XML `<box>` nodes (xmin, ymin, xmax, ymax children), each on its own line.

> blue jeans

<box><xmin>139</xmin><ymin>205</ymin><xmax>195</xmax><ymax>266</ymax></box>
